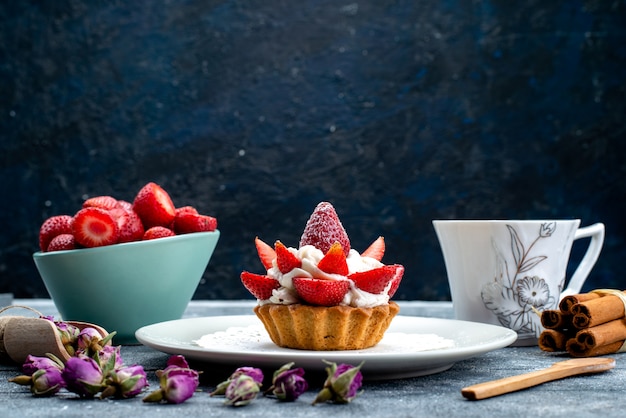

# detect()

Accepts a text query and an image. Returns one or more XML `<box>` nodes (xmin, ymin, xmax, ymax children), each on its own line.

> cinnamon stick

<box><xmin>538</xmin><ymin>289</ymin><xmax>626</xmax><ymax>357</ymax></box>
<box><xmin>571</xmin><ymin>295</ymin><xmax>626</xmax><ymax>329</ymax></box>
<box><xmin>574</xmin><ymin>318</ymin><xmax>626</xmax><ymax>349</ymax></box>
<box><xmin>559</xmin><ymin>293</ymin><xmax>602</xmax><ymax>314</ymax></box>
<box><xmin>538</xmin><ymin>329</ymin><xmax>570</xmax><ymax>352</ymax></box>
<box><xmin>566</xmin><ymin>339</ymin><xmax>624</xmax><ymax>358</ymax></box>
<box><xmin>540</xmin><ymin>310</ymin><xmax>572</xmax><ymax>330</ymax></box>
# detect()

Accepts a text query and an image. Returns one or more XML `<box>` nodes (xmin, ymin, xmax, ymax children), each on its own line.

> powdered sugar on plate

<box><xmin>193</xmin><ymin>324</ymin><xmax>455</xmax><ymax>353</ymax></box>
<box><xmin>194</xmin><ymin>325</ymin><xmax>268</xmax><ymax>350</ymax></box>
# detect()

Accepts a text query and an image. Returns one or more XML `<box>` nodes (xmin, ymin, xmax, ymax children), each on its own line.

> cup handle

<box><xmin>561</xmin><ymin>223</ymin><xmax>605</xmax><ymax>297</ymax></box>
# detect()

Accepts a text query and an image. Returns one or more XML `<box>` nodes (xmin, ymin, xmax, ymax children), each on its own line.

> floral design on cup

<box><xmin>481</xmin><ymin>222</ymin><xmax>561</xmax><ymax>340</ymax></box>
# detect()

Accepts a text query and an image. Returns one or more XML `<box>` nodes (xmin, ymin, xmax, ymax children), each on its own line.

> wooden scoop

<box><xmin>1</xmin><ymin>316</ymin><xmax>109</xmax><ymax>364</ymax></box>
<box><xmin>461</xmin><ymin>357</ymin><xmax>615</xmax><ymax>400</ymax></box>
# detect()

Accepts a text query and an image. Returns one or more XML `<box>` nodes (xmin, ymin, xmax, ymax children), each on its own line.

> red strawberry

<box><xmin>255</xmin><ymin>237</ymin><xmax>276</xmax><ymax>270</ymax></box>
<box><xmin>143</xmin><ymin>226</ymin><xmax>176</xmax><ymax>240</ymax></box>
<box><xmin>386</xmin><ymin>267</ymin><xmax>404</xmax><ymax>298</ymax></box>
<box><xmin>132</xmin><ymin>182</ymin><xmax>176</xmax><ymax>229</ymax></box>
<box><xmin>173</xmin><ymin>213</ymin><xmax>217</xmax><ymax>234</ymax></box>
<box><xmin>73</xmin><ymin>207</ymin><xmax>119</xmax><ymax>248</ymax></box>
<box><xmin>240</xmin><ymin>271</ymin><xmax>280</xmax><ymax>300</ymax></box>
<box><xmin>47</xmin><ymin>234</ymin><xmax>76</xmax><ymax>252</ymax></box>
<box><xmin>348</xmin><ymin>264</ymin><xmax>404</xmax><ymax>295</ymax></box>
<box><xmin>82</xmin><ymin>195</ymin><xmax>119</xmax><ymax>211</ymax></box>
<box><xmin>117</xmin><ymin>200</ymin><xmax>133</xmax><ymax>212</ymax></box>
<box><xmin>299</xmin><ymin>202</ymin><xmax>350</xmax><ymax>257</ymax></box>
<box><xmin>361</xmin><ymin>236</ymin><xmax>385</xmax><ymax>261</ymax></box>
<box><xmin>292</xmin><ymin>277</ymin><xmax>350</xmax><ymax>306</ymax></box>
<box><xmin>274</xmin><ymin>241</ymin><xmax>301</xmax><ymax>274</ymax></box>
<box><xmin>317</xmin><ymin>242</ymin><xmax>349</xmax><ymax>275</ymax></box>
<box><xmin>116</xmin><ymin>209</ymin><xmax>145</xmax><ymax>243</ymax></box>
<box><xmin>175</xmin><ymin>206</ymin><xmax>199</xmax><ymax>216</ymax></box>
<box><xmin>39</xmin><ymin>215</ymin><xmax>74</xmax><ymax>251</ymax></box>
<box><xmin>107</xmin><ymin>206</ymin><xmax>127</xmax><ymax>220</ymax></box>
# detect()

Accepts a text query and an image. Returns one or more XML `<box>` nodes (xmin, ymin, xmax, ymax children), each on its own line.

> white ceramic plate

<box><xmin>135</xmin><ymin>315</ymin><xmax>517</xmax><ymax>380</ymax></box>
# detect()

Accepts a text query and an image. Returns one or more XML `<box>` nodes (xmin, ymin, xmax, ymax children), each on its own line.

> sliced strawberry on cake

<box><xmin>255</xmin><ymin>237</ymin><xmax>276</xmax><ymax>270</ymax></box>
<box><xmin>292</xmin><ymin>277</ymin><xmax>350</xmax><ymax>306</ymax></box>
<box><xmin>361</xmin><ymin>236</ymin><xmax>385</xmax><ymax>261</ymax></box>
<box><xmin>349</xmin><ymin>264</ymin><xmax>405</xmax><ymax>295</ymax></box>
<box><xmin>386</xmin><ymin>268</ymin><xmax>404</xmax><ymax>298</ymax></box>
<box><xmin>317</xmin><ymin>242</ymin><xmax>349</xmax><ymax>275</ymax></box>
<box><xmin>241</xmin><ymin>271</ymin><xmax>280</xmax><ymax>300</ymax></box>
<box><xmin>274</xmin><ymin>240</ymin><xmax>301</xmax><ymax>274</ymax></box>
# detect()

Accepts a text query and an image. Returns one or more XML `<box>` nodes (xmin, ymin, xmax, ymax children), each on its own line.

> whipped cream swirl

<box><xmin>261</xmin><ymin>245</ymin><xmax>391</xmax><ymax>308</ymax></box>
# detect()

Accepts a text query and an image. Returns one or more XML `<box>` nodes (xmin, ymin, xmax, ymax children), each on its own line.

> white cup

<box><xmin>433</xmin><ymin>220</ymin><xmax>605</xmax><ymax>346</ymax></box>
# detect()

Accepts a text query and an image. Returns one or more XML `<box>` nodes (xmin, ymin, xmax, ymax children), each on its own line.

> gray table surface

<box><xmin>2</xmin><ymin>298</ymin><xmax>625</xmax><ymax>417</ymax></box>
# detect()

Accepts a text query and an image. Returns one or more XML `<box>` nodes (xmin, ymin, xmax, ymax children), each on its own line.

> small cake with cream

<box><xmin>240</xmin><ymin>202</ymin><xmax>404</xmax><ymax>350</ymax></box>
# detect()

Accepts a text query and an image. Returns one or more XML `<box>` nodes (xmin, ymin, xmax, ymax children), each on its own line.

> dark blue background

<box><xmin>2</xmin><ymin>1</ymin><xmax>625</xmax><ymax>300</ymax></box>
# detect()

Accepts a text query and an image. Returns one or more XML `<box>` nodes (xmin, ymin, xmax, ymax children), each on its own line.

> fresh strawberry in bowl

<box><xmin>32</xmin><ymin>182</ymin><xmax>220</xmax><ymax>343</ymax></box>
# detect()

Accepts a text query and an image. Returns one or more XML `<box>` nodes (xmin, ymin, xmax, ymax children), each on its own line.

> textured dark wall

<box><xmin>2</xmin><ymin>1</ymin><xmax>625</xmax><ymax>301</ymax></box>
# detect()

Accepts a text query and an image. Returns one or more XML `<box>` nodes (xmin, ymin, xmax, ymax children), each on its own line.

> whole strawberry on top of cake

<box><xmin>240</xmin><ymin>202</ymin><xmax>404</xmax><ymax>351</ymax></box>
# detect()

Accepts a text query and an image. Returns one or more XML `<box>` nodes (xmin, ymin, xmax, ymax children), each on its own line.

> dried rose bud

<box><xmin>312</xmin><ymin>361</ymin><xmax>364</xmax><ymax>405</ymax></box>
<box><xmin>51</xmin><ymin>320</ymin><xmax>81</xmax><ymax>356</ymax></box>
<box><xmin>30</xmin><ymin>366</ymin><xmax>65</xmax><ymax>396</ymax></box>
<box><xmin>224</xmin><ymin>374</ymin><xmax>260</xmax><ymax>406</ymax></box>
<box><xmin>10</xmin><ymin>354</ymin><xmax>66</xmax><ymax>397</ymax></box>
<box><xmin>265</xmin><ymin>362</ymin><xmax>308</xmax><ymax>401</ymax></box>
<box><xmin>76</xmin><ymin>327</ymin><xmax>115</xmax><ymax>359</ymax></box>
<box><xmin>77</xmin><ymin>327</ymin><xmax>105</xmax><ymax>352</ymax></box>
<box><xmin>21</xmin><ymin>354</ymin><xmax>61</xmax><ymax>376</ymax></box>
<box><xmin>164</xmin><ymin>354</ymin><xmax>190</xmax><ymax>369</ymax></box>
<box><xmin>143</xmin><ymin>369</ymin><xmax>199</xmax><ymax>404</ymax></box>
<box><xmin>62</xmin><ymin>355</ymin><xmax>105</xmax><ymax>398</ymax></box>
<box><xmin>210</xmin><ymin>366</ymin><xmax>264</xmax><ymax>396</ymax></box>
<box><xmin>234</xmin><ymin>366</ymin><xmax>264</xmax><ymax>385</ymax></box>
<box><xmin>143</xmin><ymin>355</ymin><xmax>200</xmax><ymax>404</ymax></box>
<box><xmin>117</xmin><ymin>365</ymin><xmax>149</xmax><ymax>397</ymax></box>
<box><xmin>101</xmin><ymin>364</ymin><xmax>149</xmax><ymax>399</ymax></box>
<box><xmin>162</xmin><ymin>370</ymin><xmax>199</xmax><ymax>404</ymax></box>
<box><xmin>97</xmin><ymin>344</ymin><xmax>124</xmax><ymax>371</ymax></box>
<box><xmin>160</xmin><ymin>355</ymin><xmax>201</xmax><ymax>402</ymax></box>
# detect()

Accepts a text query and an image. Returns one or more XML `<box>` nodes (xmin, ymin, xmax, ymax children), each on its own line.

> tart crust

<box><xmin>253</xmin><ymin>301</ymin><xmax>400</xmax><ymax>350</ymax></box>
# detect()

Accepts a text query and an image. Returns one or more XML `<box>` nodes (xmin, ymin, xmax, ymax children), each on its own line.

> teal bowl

<box><xmin>33</xmin><ymin>230</ymin><xmax>220</xmax><ymax>343</ymax></box>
